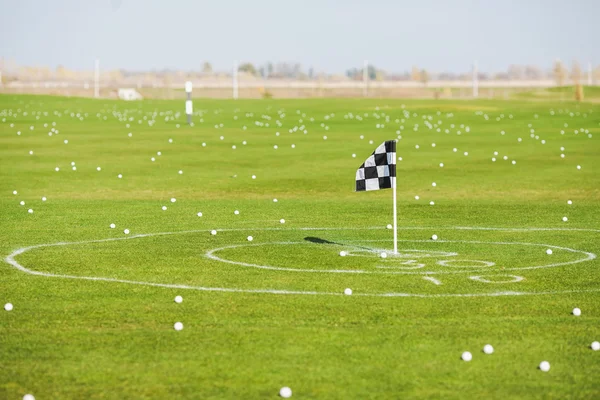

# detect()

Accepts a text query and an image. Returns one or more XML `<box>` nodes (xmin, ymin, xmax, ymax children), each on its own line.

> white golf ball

<box><xmin>386</xmin><ymin>224</ymin><xmax>393</xmax><ymax>230</ymax></box>
<box><xmin>280</xmin><ymin>219</ymin><xmax>285</xmax><ymax>224</ymax></box>
<box><xmin>567</xmin><ymin>200</ymin><xmax>572</xmax><ymax>205</ymax></box>
<box><xmin>415</xmin><ymin>195</ymin><xmax>420</xmax><ymax>200</ymax></box>
<box><xmin>20</xmin><ymin>201</ymin><xmax>25</xmax><ymax>206</ymax></box>
<box><xmin>197</xmin><ymin>212</ymin><xmax>203</xmax><ymax>217</ymax></box>
<box><xmin>573</xmin><ymin>307</ymin><xmax>581</xmax><ymax>316</ymax></box>
<box><xmin>234</xmin><ymin>210</ymin><xmax>240</xmax><ymax>215</ymax></box>
<box><xmin>117</xmin><ymin>174</ymin><xmax>123</xmax><ymax>179</ymax></box>
<box><xmin>210</xmin><ymin>230</ymin><xmax>217</xmax><ymax>236</ymax></box>
<box><xmin>28</xmin><ymin>209</ymin><xmax>33</xmax><ymax>214</ymax></box>
<box><xmin>110</xmin><ymin>223</ymin><xmax>116</xmax><ymax>229</ymax></box>
<box><xmin>432</xmin><ymin>182</ymin><xmax>437</xmax><ymax>187</ymax></box>
<box><xmin>12</xmin><ymin>190</ymin><xmax>17</xmax><ymax>195</ymax></box>
<box><xmin>178</xmin><ymin>170</ymin><xmax>183</xmax><ymax>174</ymax></box>
<box><xmin>42</xmin><ymin>197</ymin><xmax>47</xmax><ymax>201</ymax></box>
<box><xmin>123</xmin><ymin>229</ymin><xmax>130</xmax><ymax>235</ymax></box>
<box><xmin>174</xmin><ymin>295</ymin><xmax>183</xmax><ymax>304</ymax></box>
<box><xmin>483</xmin><ymin>344</ymin><xmax>494</xmax><ymax>354</ymax></box>
<box><xmin>439</xmin><ymin>163</ymin><xmax>444</xmax><ymax>167</ymax></box>
<box><xmin>273</xmin><ymin>199</ymin><xmax>278</xmax><ymax>202</ymax></box>
<box><xmin>461</xmin><ymin>351</ymin><xmax>472</xmax><ymax>362</ymax></box>
<box><xmin>562</xmin><ymin>217</ymin><xmax>568</xmax><ymax>222</ymax></box>
<box><xmin>591</xmin><ymin>341</ymin><xmax>600</xmax><ymax>351</ymax></box>
<box><xmin>539</xmin><ymin>361</ymin><xmax>550</xmax><ymax>372</ymax></box>
<box><xmin>546</xmin><ymin>249</ymin><xmax>553</xmax><ymax>255</ymax></box>
<box><xmin>97</xmin><ymin>167</ymin><xmax>101</xmax><ymax>171</ymax></box>
<box><xmin>4</xmin><ymin>303</ymin><xmax>13</xmax><ymax>311</ymax></box>
<box><xmin>252</xmin><ymin>175</ymin><xmax>256</xmax><ymax>179</ymax></box>
<box><xmin>344</xmin><ymin>288</ymin><xmax>352</xmax><ymax>295</ymax></box>
<box><xmin>279</xmin><ymin>386</ymin><xmax>292</xmax><ymax>398</ymax></box>
<box><xmin>577</xmin><ymin>165</ymin><xmax>581</xmax><ymax>170</ymax></box>
<box><xmin>380</xmin><ymin>252</ymin><xmax>387</xmax><ymax>259</ymax></box>
<box><xmin>247</xmin><ymin>236</ymin><xmax>253</xmax><ymax>241</ymax></box>
<box><xmin>23</xmin><ymin>395</ymin><xmax>35</xmax><ymax>400</ymax></box>
<box><xmin>431</xmin><ymin>234</ymin><xmax>438</xmax><ymax>241</ymax></box>
<box><xmin>429</xmin><ymin>201</ymin><xmax>435</xmax><ymax>206</ymax></box>
<box><xmin>162</xmin><ymin>206</ymin><xmax>167</xmax><ymax>211</ymax></box>
<box><xmin>174</xmin><ymin>322</ymin><xmax>184</xmax><ymax>331</ymax></box>
<box><xmin>339</xmin><ymin>251</ymin><xmax>347</xmax><ymax>257</ymax></box>
<box><xmin>170</xmin><ymin>198</ymin><xmax>176</xmax><ymax>203</ymax></box>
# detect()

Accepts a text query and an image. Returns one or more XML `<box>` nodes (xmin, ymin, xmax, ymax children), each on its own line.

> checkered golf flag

<box><xmin>355</xmin><ymin>140</ymin><xmax>396</xmax><ymax>191</ymax></box>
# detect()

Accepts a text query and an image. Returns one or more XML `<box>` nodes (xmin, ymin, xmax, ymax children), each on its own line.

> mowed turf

<box><xmin>1</xmin><ymin>93</ymin><xmax>599</xmax><ymax>399</ymax></box>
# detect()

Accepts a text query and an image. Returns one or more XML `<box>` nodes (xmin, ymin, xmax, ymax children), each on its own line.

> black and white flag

<box><xmin>355</xmin><ymin>140</ymin><xmax>396</xmax><ymax>192</ymax></box>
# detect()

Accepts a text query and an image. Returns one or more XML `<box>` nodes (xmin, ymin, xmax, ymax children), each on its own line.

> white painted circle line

<box><xmin>3</xmin><ymin>226</ymin><xmax>599</xmax><ymax>298</ymax></box>
<box><xmin>470</xmin><ymin>275</ymin><xmax>524</xmax><ymax>284</ymax></box>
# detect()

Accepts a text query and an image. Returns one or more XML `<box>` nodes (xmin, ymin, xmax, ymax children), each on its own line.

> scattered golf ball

<box><xmin>386</xmin><ymin>224</ymin><xmax>393</xmax><ymax>229</ymax></box>
<box><xmin>539</xmin><ymin>361</ymin><xmax>550</xmax><ymax>372</ymax></box>
<box><xmin>41</xmin><ymin>197</ymin><xmax>47</xmax><ymax>202</ymax></box>
<box><xmin>572</xmin><ymin>307</ymin><xmax>581</xmax><ymax>316</ymax></box>
<box><xmin>577</xmin><ymin>165</ymin><xmax>581</xmax><ymax>170</ymax></box>
<box><xmin>23</xmin><ymin>395</ymin><xmax>35</xmax><ymax>400</ymax></box>
<box><xmin>273</xmin><ymin>198</ymin><xmax>278</xmax><ymax>203</ymax></box>
<box><xmin>4</xmin><ymin>303</ymin><xmax>13</xmax><ymax>311</ymax></box>
<box><xmin>432</xmin><ymin>182</ymin><xmax>437</xmax><ymax>187</ymax></box>
<box><xmin>431</xmin><ymin>234</ymin><xmax>438</xmax><ymax>241</ymax></box>
<box><xmin>483</xmin><ymin>344</ymin><xmax>494</xmax><ymax>354</ymax></box>
<box><xmin>591</xmin><ymin>341</ymin><xmax>600</xmax><ymax>351</ymax></box>
<box><xmin>123</xmin><ymin>229</ymin><xmax>130</xmax><ymax>235</ymax></box>
<box><xmin>344</xmin><ymin>288</ymin><xmax>352</xmax><ymax>295</ymax></box>
<box><xmin>567</xmin><ymin>200</ymin><xmax>572</xmax><ymax>205</ymax></box>
<box><xmin>110</xmin><ymin>223</ymin><xmax>116</xmax><ymax>229</ymax></box>
<box><xmin>210</xmin><ymin>230</ymin><xmax>217</xmax><ymax>236</ymax></box>
<box><xmin>28</xmin><ymin>209</ymin><xmax>33</xmax><ymax>214</ymax></box>
<box><xmin>439</xmin><ymin>163</ymin><xmax>444</xmax><ymax>167</ymax></box>
<box><xmin>97</xmin><ymin>167</ymin><xmax>101</xmax><ymax>171</ymax></box>
<box><xmin>461</xmin><ymin>351</ymin><xmax>472</xmax><ymax>362</ymax></box>
<box><xmin>20</xmin><ymin>201</ymin><xmax>25</xmax><ymax>206</ymax></box>
<box><xmin>12</xmin><ymin>190</ymin><xmax>17</xmax><ymax>195</ymax></box>
<box><xmin>170</xmin><ymin>198</ymin><xmax>176</xmax><ymax>203</ymax></box>
<box><xmin>339</xmin><ymin>251</ymin><xmax>347</xmax><ymax>257</ymax></box>
<box><xmin>429</xmin><ymin>201</ymin><xmax>435</xmax><ymax>206</ymax></box>
<box><xmin>174</xmin><ymin>322</ymin><xmax>184</xmax><ymax>331</ymax></box>
<box><xmin>415</xmin><ymin>195</ymin><xmax>420</xmax><ymax>200</ymax></box>
<box><xmin>247</xmin><ymin>236</ymin><xmax>253</xmax><ymax>241</ymax></box>
<box><xmin>234</xmin><ymin>210</ymin><xmax>240</xmax><ymax>215</ymax></box>
<box><xmin>117</xmin><ymin>174</ymin><xmax>122</xmax><ymax>179</ymax></box>
<box><xmin>546</xmin><ymin>249</ymin><xmax>553</xmax><ymax>255</ymax></box>
<box><xmin>162</xmin><ymin>206</ymin><xmax>167</xmax><ymax>211</ymax></box>
<box><xmin>562</xmin><ymin>216</ymin><xmax>568</xmax><ymax>222</ymax></box>
<box><xmin>252</xmin><ymin>175</ymin><xmax>256</xmax><ymax>179</ymax></box>
<box><xmin>178</xmin><ymin>170</ymin><xmax>183</xmax><ymax>174</ymax></box>
<box><xmin>174</xmin><ymin>295</ymin><xmax>183</xmax><ymax>304</ymax></box>
<box><xmin>197</xmin><ymin>212</ymin><xmax>203</xmax><ymax>217</ymax></box>
<box><xmin>280</xmin><ymin>219</ymin><xmax>285</xmax><ymax>224</ymax></box>
<box><xmin>380</xmin><ymin>252</ymin><xmax>387</xmax><ymax>259</ymax></box>
<box><xmin>279</xmin><ymin>386</ymin><xmax>292</xmax><ymax>398</ymax></box>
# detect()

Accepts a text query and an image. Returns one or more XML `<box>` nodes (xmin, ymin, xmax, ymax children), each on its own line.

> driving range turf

<box><xmin>1</xmin><ymin>93</ymin><xmax>599</xmax><ymax>399</ymax></box>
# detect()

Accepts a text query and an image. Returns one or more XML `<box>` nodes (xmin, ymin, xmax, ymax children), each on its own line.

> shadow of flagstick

<box><xmin>303</xmin><ymin>237</ymin><xmax>374</xmax><ymax>251</ymax></box>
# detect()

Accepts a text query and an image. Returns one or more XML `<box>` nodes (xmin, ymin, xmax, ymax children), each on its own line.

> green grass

<box><xmin>1</xmin><ymin>94</ymin><xmax>599</xmax><ymax>399</ymax></box>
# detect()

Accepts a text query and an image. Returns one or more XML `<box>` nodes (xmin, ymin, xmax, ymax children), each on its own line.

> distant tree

<box><xmin>524</xmin><ymin>65</ymin><xmax>543</xmax><ymax>80</ymax></box>
<box><xmin>420</xmin><ymin>69</ymin><xmax>429</xmax><ymax>85</ymax></box>
<box><xmin>571</xmin><ymin>60</ymin><xmax>582</xmax><ymax>83</ymax></box>
<box><xmin>267</xmin><ymin>62</ymin><xmax>273</xmax><ymax>77</ymax></box>
<box><xmin>308</xmin><ymin>67</ymin><xmax>314</xmax><ymax>79</ymax></box>
<box><xmin>202</xmin><ymin>62</ymin><xmax>213</xmax><ymax>74</ymax></box>
<box><xmin>553</xmin><ymin>60</ymin><xmax>567</xmax><ymax>86</ymax></box>
<box><xmin>238</xmin><ymin>63</ymin><xmax>257</xmax><ymax>76</ymax></box>
<box><xmin>507</xmin><ymin>65</ymin><xmax>525</xmax><ymax>80</ymax></box>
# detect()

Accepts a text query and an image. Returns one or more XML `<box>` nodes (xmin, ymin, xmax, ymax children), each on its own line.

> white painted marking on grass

<box><xmin>423</xmin><ymin>276</ymin><xmax>442</xmax><ymax>285</ymax></box>
<box><xmin>3</xmin><ymin>226</ymin><xmax>599</xmax><ymax>298</ymax></box>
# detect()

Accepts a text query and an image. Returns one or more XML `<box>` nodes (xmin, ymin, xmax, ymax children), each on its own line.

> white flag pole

<box><xmin>393</xmin><ymin>175</ymin><xmax>397</xmax><ymax>254</ymax></box>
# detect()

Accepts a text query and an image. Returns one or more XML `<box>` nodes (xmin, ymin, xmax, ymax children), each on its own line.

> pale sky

<box><xmin>1</xmin><ymin>0</ymin><xmax>598</xmax><ymax>74</ymax></box>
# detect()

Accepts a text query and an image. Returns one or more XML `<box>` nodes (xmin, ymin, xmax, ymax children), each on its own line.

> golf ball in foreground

<box><xmin>110</xmin><ymin>223</ymin><xmax>116</xmax><ymax>229</ymax></box>
<box><xmin>591</xmin><ymin>341</ymin><xmax>600</xmax><ymax>351</ymax></box>
<box><xmin>4</xmin><ymin>303</ymin><xmax>13</xmax><ymax>311</ymax></box>
<box><xmin>279</xmin><ymin>386</ymin><xmax>292</xmax><ymax>398</ymax></box>
<box><xmin>123</xmin><ymin>229</ymin><xmax>130</xmax><ymax>235</ymax></box>
<box><xmin>28</xmin><ymin>209</ymin><xmax>33</xmax><ymax>214</ymax></box>
<box><xmin>170</xmin><ymin>198</ymin><xmax>176</xmax><ymax>203</ymax></box>
<box><xmin>546</xmin><ymin>249</ymin><xmax>553</xmax><ymax>255</ymax></box>
<box><xmin>339</xmin><ymin>251</ymin><xmax>347</xmax><ymax>257</ymax></box>
<box><xmin>234</xmin><ymin>210</ymin><xmax>240</xmax><ymax>215</ymax></box>
<box><xmin>174</xmin><ymin>322</ymin><xmax>184</xmax><ymax>331</ymax></box>
<box><xmin>539</xmin><ymin>361</ymin><xmax>550</xmax><ymax>372</ymax></box>
<box><xmin>572</xmin><ymin>307</ymin><xmax>581</xmax><ymax>316</ymax></box>
<box><xmin>461</xmin><ymin>351</ymin><xmax>472</xmax><ymax>362</ymax></box>
<box><xmin>431</xmin><ymin>234</ymin><xmax>438</xmax><ymax>241</ymax></box>
<box><xmin>174</xmin><ymin>295</ymin><xmax>183</xmax><ymax>303</ymax></box>
<box><xmin>280</xmin><ymin>219</ymin><xmax>285</xmax><ymax>224</ymax></box>
<box><xmin>247</xmin><ymin>236</ymin><xmax>253</xmax><ymax>242</ymax></box>
<box><xmin>23</xmin><ymin>395</ymin><xmax>35</xmax><ymax>400</ymax></box>
<box><xmin>380</xmin><ymin>252</ymin><xmax>387</xmax><ymax>259</ymax></box>
<box><xmin>210</xmin><ymin>230</ymin><xmax>217</xmax><ymax>236</ymax></box>
<box><xmin>344</xmin><ymin>288</ymin><xmax>352</xmax><ymax>295</ymax></box>
<box><xmin>162</xmin><ymin>206</ymin><xmax>167</xmax><ymax>211</ymax></box>
<box><xmin>567</xmin><ymin>200</ymin><xmax>572</xmax><ymax>205</ymax></box>
<box><xmin>386</xmin><ymin>224</ymin><xmax>393</xmax><ymax>229</ymax></box>
<box><xmin>483</xmin><ymin>344</ymin><xmax>494</xmax><ymax>354</ymax></box>
<box><xmin>562</xmin><ymin>217</ymin><xmax>568</xmax><ymax>222</ymax></box>
<box><xmin>197</xmin><ymin>212</ymin><xmax>203</xmax><ymax>217</ymax></box>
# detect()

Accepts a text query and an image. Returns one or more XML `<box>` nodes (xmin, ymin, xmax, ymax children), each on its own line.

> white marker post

<box><xmin>392</xmin><ymin>174</ymin><xmax>397</xmax><ymax>254</ymax></box>
<box><xmin>233</xmin><ymin>61</ymin><xmax>238</xmax><ymax>100</ymax></box>
<box><xmin>363</xmin><ymin>60</ymin><xmax>369</xmax><ymax>97</ymax></box>
<box><xmin>94</xmin><ymin>58</ymin><xmax>100</xmax><ymax>98</ymax></box>
<box><xmin>472</xmin><ymin>61</ymin><xmax>478</xmax><ymax>98</ymax></box>
<box><xmin>185</xmin><ymin>81</ymin><xmax>193</xmax><ymax>125</ymax></box>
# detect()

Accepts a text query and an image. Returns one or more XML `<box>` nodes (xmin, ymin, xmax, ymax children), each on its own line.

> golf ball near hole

<box><xmin>572</xmin><ymin>307</ymin><xmax>581</xmax><ymax>316</ymax></box>
<box><xmin>279</xmin><ymin>386</ymin><xmax>292</xmax><ymax>398</ymax></box>
<box><xmin>247</xmin><ymin>236</ymin><xmax>253</xmax><ymax>242</ymax></box>
<box><xmin>461</xmin><ymin>351</ymin><xmax>472</xmax><ymax>362</ymax></box>
<box><xmin>4</xmin><ymin>303</ymin><xmax>13</xmax><ymax>311</ymax></box>
<box><xmin>380</xmin><ymin>252</ymin><xmax>388</xmax><ymax>259</ymax></box>
<box><xmin>174</xmin><ymin>322</ymin><xmax>184</xmax><ymax>331</ymax></box>
<box><xmin>539</xmin><ymin>361</ymin><xmax>550</xmax><ymax>372</ymax></box>
<box><xmin>483</xmin><ymin>344</ymin><xmax>494</xmax><ymax>354</ymax></box>
<box><xmin>546</xmin><ymin>249</ymin><xmax>553</xmax><ymax>255</ymax></box>
<box><xmin>386</xmin><ymin>224</ymin><xmax>393</xmax><ymax>229</ymax></box>
<box><xmin>123</xmin><ymin>229</ymin><xmax>130</xmax><ymax>235</ymax></box>
<box><xmin>431</xmin><ymin>234</ymin><xmax>438</xmax><ymax>241</ymax></box>
<box><xmin>174</xmin><ymin>295</ymin><xmax>183</xmax><ymax>303</ymax></box>
<box><xmin>591</xmin><ymin>341</ymin><xmax>600</xmax><ymax>351</ymax></box>
<box><xmin>210</xmin><ymin>230</ymin><xmax>217</xmax><ymax>236</ymax></box>
<box><xmin>344</xmin><ymin>288</ymin><xmax>352</xmax><ymax>295</ymax></box>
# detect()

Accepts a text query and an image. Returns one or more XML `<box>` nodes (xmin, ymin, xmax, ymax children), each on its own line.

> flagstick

<box><xmin>393</xmin><ymin>176</ymin><xmax>398</xmax><ymax>254</ymax></box>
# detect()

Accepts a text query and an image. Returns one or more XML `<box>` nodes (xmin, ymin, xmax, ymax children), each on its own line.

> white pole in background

<box><xmin>363</xmin><ymin>60</ymin><xmax>368</xmax><ymax>97</ymax></box>
<box><xmin>185</xmin><ymin>81</ymin><xmax>193</xmax><ymax>125</ymax></box>
<box><xmin>94</xmin><ymin>58</ymin><xmax>100</xmax><ymax>98</ymax></box>
<box><xmin>392</xmin><ymin>174</ymin><xmax>397</xmax><ymax>254</ymax></box>
<box><xmin>588</xmin><ymin>62</ymin><xmax>592</xmax><ymax>86</ymax></box>
<box><xmin>472</xmin><ymin>60</ymin><xmax>478</xmax><ymax>98</ymax></box>
<box><xmin>233</xmin><ymin>61</ymin><xmax>238</xmax><ymax>100</ymax></box>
